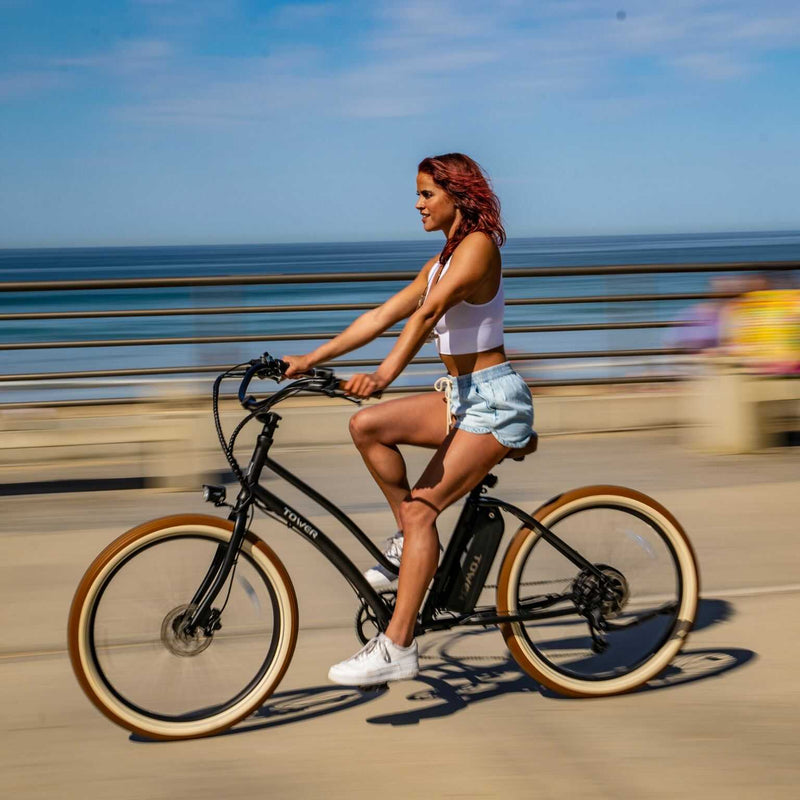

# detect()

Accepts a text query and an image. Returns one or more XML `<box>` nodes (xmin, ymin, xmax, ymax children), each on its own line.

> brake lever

<box><xmin>253</xmin><ymin>354</ymin><xmax>288</xmax><ymax>383</ymax></box>
<box><xmin>334</xmin><ymin>379</ymin><xmax>383</xmax><ymax>404</ymax></box>
<box><xmin>296</xmin><ymin>372</ymin><xmax>363</xmax><ymax>404</ymax></box>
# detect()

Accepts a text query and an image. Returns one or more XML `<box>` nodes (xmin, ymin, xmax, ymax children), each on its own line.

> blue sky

<box><xmin>1</xmin><ymin>0</ymin><xmax>799</xmax><ymax>247</ymax></box>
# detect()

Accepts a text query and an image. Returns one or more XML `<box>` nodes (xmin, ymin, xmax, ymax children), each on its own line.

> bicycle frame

<box><xmin>184</xmin><ymin>401</ymin><xmax>610</xmax><ymax>638</ymax></box>
<box><xmin>66</xmin><ymin>355</ymin><xmax>698</xmax><ymax>744</ymax></box>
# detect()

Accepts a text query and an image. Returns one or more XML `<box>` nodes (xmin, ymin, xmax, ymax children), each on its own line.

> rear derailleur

<box><xmin>584</xmin><ymin>607</ymin><xmax>609</xmax><ymax>654</ymax></box>
<box><xmin>571</xmin><ymin>565</ymin><xmax>627</xmax><ymax>655</ymax></box>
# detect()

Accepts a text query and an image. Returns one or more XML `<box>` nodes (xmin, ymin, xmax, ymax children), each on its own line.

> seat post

<box><xmin>475</xmin><ymin>473</ymin><xmax>499</xmax><ymax>494</ymax></box>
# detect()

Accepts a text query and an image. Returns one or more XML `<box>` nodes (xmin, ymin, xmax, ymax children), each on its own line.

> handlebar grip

<box><xmin>236</xmin><ymin>354</ymin><xmax>382</xmax><ymax>410</ymax></box>
<box><xmin>336</xmin><ymin>379</ymin><xmax>383</xmax><ymax>400</ymax></box>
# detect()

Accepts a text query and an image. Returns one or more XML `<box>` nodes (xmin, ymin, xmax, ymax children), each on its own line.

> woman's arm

<box><xmin>283</xmin><ymin>256</ymin><xmax>437</xmax><ymax>377</ymax></box>
<box><xmin>344</xmin><ymin>233</ymin><xmax>497</xmax><ymax>397</ymax></box>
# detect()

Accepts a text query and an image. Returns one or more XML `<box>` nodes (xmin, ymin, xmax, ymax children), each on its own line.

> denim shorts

<box><xmin>439</xmin><ymin>362</ymin><xmax>534</xmax><ymax>449</ymax></box>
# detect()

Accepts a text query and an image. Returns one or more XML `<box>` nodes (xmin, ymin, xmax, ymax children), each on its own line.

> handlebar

<box><xmin>212</xmin><ymin>352</ymin><xmax>382</xmax><ymax>486</ymax></box>
<box><xmin>236</xmin><ymin>352</ymin><xmax>380</xmax><ymax>411</ymax></box>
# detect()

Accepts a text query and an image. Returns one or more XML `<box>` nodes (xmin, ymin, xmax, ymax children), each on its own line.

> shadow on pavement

<box><xmin>367</xmin><ymin>597</ymin><xmax>753</xmax><ymax>725</ymax></box>
<box><xmin>368</xmin><ymin>642</ymin><xmax>754</xmax><ymax>726</ymax></box>
<box><xmin>130</xmin><ymin>597</ymin><xmax>753</xmax><ymax>741</ymax></box>
<box><xmin>691</xmin><ymin>597</ymin><xmax>735</xmax><ymax>631</ymax></box>
<box><xmin>131</xmin><ymin>684</ymin><xmax>388</xmax><ymax>742</ymax></box>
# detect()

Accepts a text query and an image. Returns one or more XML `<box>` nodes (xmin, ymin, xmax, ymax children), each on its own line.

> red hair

<box><xmin>417</xmin><ymin>153</ymin><xmax>505</xmax><ymax>265</ymax></box>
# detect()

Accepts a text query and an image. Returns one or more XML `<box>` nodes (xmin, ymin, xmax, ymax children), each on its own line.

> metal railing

<box><xmin>1</xmin><ymin>260</ymin><xmax>796</xmax><ymax>407</ymax></box>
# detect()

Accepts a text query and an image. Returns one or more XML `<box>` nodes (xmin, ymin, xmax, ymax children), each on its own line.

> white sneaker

<box><xmin>328</xmin><ymin>633</ymin><xmax>419</xmax><ymax>686</ymax></box>
<box><xmin>363</xmin><ymin>531</ymin><xmax>404</xmax><ymax>590</ymax></box>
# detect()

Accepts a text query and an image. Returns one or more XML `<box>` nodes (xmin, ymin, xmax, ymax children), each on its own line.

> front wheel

<box><xmin>68</xmin><ymin>514</ymin><xmax>298</xmax><ymax>740</ymax></box>
<box><xmin>497</xmin><ymin>486</ymin><xmax>699</xmax><ymax>697</ymax></box>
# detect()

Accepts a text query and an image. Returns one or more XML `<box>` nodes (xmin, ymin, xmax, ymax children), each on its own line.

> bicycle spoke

<box><xmin>505</xmin><ymin>499</ymin><xmax>690</xmax><ymax>685</ymax></box>
<box><xmin>91</xmin><ymin>533</ymin><xmax>280</xmax><ymax>720</ymax></box>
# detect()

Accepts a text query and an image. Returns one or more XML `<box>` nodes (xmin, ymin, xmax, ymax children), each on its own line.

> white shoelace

<box><xmin>352</xmin><ymin>635</ymin><xmax>391</xmax><ymax>664</ymax></box>
<box><xmin>433</xmin><ymin>375</ymin><xmax>454</xmax><ymax>436</ymax></box>
<box><xmin>383</xmin><ymin>532</ymin><xmax>403</xmax><ymax>563</ymax></box>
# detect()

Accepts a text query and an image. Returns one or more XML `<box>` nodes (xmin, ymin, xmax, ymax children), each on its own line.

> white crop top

<box><xmin>424</xmin><ymin>257</ymin><xmax>505</xmax><ymax>356</ymax></box>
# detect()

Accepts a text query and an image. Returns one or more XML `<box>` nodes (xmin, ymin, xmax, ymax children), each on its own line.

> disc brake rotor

<box><xmin>161</xmin><ymin>605</ymin><xmax>214</xmax><ymax>657</ymax></box>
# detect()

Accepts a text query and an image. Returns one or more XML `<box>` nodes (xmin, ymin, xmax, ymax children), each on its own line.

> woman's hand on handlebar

<box><xmin>282</xmin><ymin>354</ymin><xmax>316</xmax><ymax>378</ymax></box>
<box><xmin>279</xmin><ymin>355</ymin><xmax>385</xmax><ymax>398</ymax></box>
<box><xmin>342</xmin><ymin>372</ymin><xmax>387</xmax><ymax>399</ymax></box>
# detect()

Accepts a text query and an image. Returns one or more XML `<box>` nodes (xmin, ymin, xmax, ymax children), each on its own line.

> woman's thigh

<box><xmin>350</xmin><ymin>391</ymin><xmax>451</xmax><ymax>450</ymax></box>
<box><xmin>406</xmin><ymin>427</ymin><xmax>510</xmax><ymax>517</ymax></box>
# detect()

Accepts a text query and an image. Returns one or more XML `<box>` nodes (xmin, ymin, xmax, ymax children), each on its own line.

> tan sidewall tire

<box><xmin>497</xmin><ymin>486</ymin><xmax>699</xmax><ymax>698</ymax></box>
<box><xmin>67</xmin><ymin>514</ymin><xmax>298</xmax><ymax>740</ymax></box>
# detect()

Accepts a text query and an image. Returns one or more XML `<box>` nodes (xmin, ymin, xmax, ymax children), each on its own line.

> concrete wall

<box><xmin>3</xmin><ymin>366</ymin><xmax>797</xmax><ymax>490</ymax></box>
<box><xmin>0</xmin><ymin>387</ymin><xmax>689</xmax><ymax>490</ymax></box>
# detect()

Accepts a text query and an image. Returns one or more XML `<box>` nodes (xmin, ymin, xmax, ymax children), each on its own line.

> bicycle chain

<box><xmin>419</xmin><ymin>654</ymin><xmax>504</xmax><ymax>662</ymax></box>
<box><xmin>483</xmin><ymin>578</ymin><xmax>571</xmax><ymax>590</ymax></box>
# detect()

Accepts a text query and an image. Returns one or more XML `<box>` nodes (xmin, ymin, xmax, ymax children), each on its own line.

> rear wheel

<box><xmin>68</xmin><ymin>514</ymin><xmax>298</xmax><ymax>740</ymax></box>
<box><xmin>497</xmin><ymin>486</ymin><xmax>699</xmax><ymax>697</ymax></box>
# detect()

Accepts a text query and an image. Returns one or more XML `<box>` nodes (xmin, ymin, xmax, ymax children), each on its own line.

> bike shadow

<box><xmin>366</xmin><ymin>596</ymin><xmax>754</xmax><ymax>726</ymax></box>
<box><xmin>129</xmin><ymin>597</ymin><xmax>752</xmax><ymax>741</ymax></box>
<box><xmin>130</xmin><ymin>683</ymin><xmax>389</xmax><ymax>742</ymax></box>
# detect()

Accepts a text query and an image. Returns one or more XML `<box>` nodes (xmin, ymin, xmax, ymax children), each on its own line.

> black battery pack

<box><xmin>442</xmin><ymin>505</ymin><xmax>505</xmax><ymax>614</ymax></box>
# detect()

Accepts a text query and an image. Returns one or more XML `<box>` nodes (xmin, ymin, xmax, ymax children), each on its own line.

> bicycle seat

<box><xmin>502</xmin><ymin>430</ymin><xmax>539</xmax><ymax>462</ymax></box>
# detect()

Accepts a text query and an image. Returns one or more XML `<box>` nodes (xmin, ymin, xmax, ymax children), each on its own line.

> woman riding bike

<box><xmin>283</xmin><ymin>153</ymin><xmax>534</xmax><ymax>686</ymax></box>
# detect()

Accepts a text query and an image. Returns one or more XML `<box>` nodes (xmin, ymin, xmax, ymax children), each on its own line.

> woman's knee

<box><xmin>398</xmin><ymin>496</ymin><xmax>438</xmax><ymax>532</ymax></box>
<box><xmin>349</xmin><ymin>407</ymin><xmax>380</xmax><ymax>446</ymax></box>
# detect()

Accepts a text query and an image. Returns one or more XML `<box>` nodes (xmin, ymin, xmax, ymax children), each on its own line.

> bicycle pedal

<box><xmin>358</xmin><ymin>683</ymin><xmax>388</xmax><ymax>693</ymax></box>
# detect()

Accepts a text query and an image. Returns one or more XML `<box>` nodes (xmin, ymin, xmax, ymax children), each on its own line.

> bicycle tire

<box><xmin>496</xmin><ymin>486</ymin><xmax>699</xmax><ymax>697</ymax></box>
<box><xmin>68</xmin><ymin>514</ymin><xmax>298</xmax><ymax>740</ymax></box>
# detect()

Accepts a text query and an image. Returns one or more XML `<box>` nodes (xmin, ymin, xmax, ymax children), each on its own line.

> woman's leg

<box><xmin>349</xmin><ymin>392</ymin><xmax>450</xmax><ymax>528</ymax></box>
<box><xmin>384</xmin><ymin>428</ymin><xmax>510</xmax><ymax>647</ymax></box>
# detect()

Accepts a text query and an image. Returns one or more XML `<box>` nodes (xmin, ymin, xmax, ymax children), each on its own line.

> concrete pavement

<box><xmin>1</xmin><ymin>430</ymin><xmax>798</xmax><ymax>798</ymax></box>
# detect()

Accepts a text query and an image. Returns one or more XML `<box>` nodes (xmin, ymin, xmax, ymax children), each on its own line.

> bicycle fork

<box><xmin>182</xmin><ymin>418</ymin><xmax>278</xmax><ymax>635</ymax></box>
<box><xmin>177</xmin><ymin>505</ymin><xmax>248</xmax><ymax>636</ymax></box>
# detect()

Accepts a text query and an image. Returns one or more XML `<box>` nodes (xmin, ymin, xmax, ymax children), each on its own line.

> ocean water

<box><xmin>1</xmin><ymin>231</ymin><xmax>798</xmax><ymax>403</ymax></box>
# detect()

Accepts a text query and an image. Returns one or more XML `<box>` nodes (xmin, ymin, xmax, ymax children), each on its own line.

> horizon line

<box><xmin>3</xmin><ymin>228</ymin><xmax>800</xmax><ymax>253</ymax></box>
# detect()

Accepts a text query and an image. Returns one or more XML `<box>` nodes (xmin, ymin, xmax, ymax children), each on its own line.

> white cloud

<box><xmin>376</xmin><ymin>0</ymin><xmax>500</xmax><ymax>41</ymax></box>
<box><xmin>117</xmin><ymin>49</ymin><xmax>332</xmax><ymax>124</ymax></box>
<box><xmin>0</xmin><ymin>70</ymin><xmax>68</xmax><ymax>100</ymax></box>
<box><xmin>269</xmin><ymin>3</ymin><xmax>337</xmax><ymax>28</ymax></box>
<box><xmin>25</xmin><ymin>1</ymin><xmax>800</xmax><ymax>122</ymax></box>
<box><xmin>671</xmin><ymin>51</ymin><xmax>752</xmax><ymax>80</ymax></box>
<box><xmin>53</xmin><ymin>39</ymin><xmax>174</xmax><ymax>75</ymax></box>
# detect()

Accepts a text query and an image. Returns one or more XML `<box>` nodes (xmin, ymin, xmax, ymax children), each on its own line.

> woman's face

<box><xmin>415</xmin><ymin>172</ymin><xmax>458</xmax><ymax>235</ymax></box>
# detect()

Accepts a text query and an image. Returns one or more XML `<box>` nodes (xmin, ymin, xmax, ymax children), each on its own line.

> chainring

<box><xmin>355</xmin><ymin>591</ymin><xmax>396</xmax><ymax>645</ymax></box>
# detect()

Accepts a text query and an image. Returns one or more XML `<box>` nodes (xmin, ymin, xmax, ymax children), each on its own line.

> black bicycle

<box><xmin>68</xmin><ymin>354</ymin><xmax>700</xmax><ymax>740</ymax></box>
